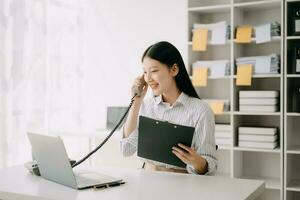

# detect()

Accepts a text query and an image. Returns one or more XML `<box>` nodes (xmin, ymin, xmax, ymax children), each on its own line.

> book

<box><xmin>239</xmin><ymin>134</ymin><xmax>278</xmax><ymax>142</ymax></box>
<box><xmin>238</xmin><ymin>127</ymin><xmax>277</xmax><ymax>135</ymax></box>
<box><xmin>215</xmin><ymin>124</ymin><xmax>231</xmax><ymax>132</ymax></box>
<box><xmin>238</xmin><ymin>141</ymin><xmax>278</xmax><ymax>149</ymax></box>
<box><xmin>239</xmin><ymin>90</ymin><xmax>279</xmax><ymax>98</ymax></box>
<box><xmin>216</xmin><ymin>138</ymin><xmax>232</xmax><ymax>145</ymax></box>
<box><xmin>239</xmin><ymin>98</ymin><xmax>278</xmax><ymax>105</ymax></box>
<box><xmin>215</xmin><ymin>131</ymin><xmax>232</xmax><ymax>138</ymax></box>
<box><xmin>239</xmin><ymin>105</ymin><xmax>278</xmax><ymax>112</ymax></box>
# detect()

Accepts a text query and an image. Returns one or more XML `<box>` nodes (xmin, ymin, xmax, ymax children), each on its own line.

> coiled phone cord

<box><xmin>72</xmin><ymin>94</ymin><xmax>137</xmax><ymax>168</ymax></box>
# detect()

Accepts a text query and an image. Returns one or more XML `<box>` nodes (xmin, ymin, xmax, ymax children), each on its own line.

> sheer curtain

<box><xmin>0</xmin><ymin>0</ymin><xmax>187</xmax><ymax>169</ymax></box>
<box><xmin>0</xmin><ymin>0</ymin><xmax>110</xmax><ymax>168</ymax></box>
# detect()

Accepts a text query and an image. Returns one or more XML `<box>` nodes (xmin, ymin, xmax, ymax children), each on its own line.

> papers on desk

<box><xmin>238</xmin><ymin>127</ymin><xmax>278</xmax><ymax>149</ymax></box>
<box><xmin>192</xmin><ymin>60</ymin><xmax>230</xmax><ymax>79</ymax></box>
<box><xmin>235</xmin><ymin>54</ymin><xmax>280</xmax><ymax>75</ymax></box>
<box><xmin>192</xmin><ymin>21</ymin><xmax>230</xmax><ymax>48</ymax></box>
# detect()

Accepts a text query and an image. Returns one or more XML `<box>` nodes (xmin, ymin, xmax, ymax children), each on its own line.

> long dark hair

<box><xmin>142</xmin><ymin>41</ymin><xmax>199</xmax><ymax>99</ymax></box>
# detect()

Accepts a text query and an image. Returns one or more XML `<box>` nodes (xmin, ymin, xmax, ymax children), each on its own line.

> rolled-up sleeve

<box><xmin>120</xmin><ymin>101</ymin><xmax>145</xmax><ymax>157</ymax></box>
<box><xmin>187</xmin><ymin>107</ymin><xmax>217</xmax><ymax>175</ymax></box>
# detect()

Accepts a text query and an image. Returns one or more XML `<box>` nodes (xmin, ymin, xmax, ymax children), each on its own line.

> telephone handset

<box><xmin>132</xmin><ymin>77</ymin><xmax>146</xmax><ymax>97</ymax></box>
<box><xmin>132</xmin><ymin>85</ymin><xmax>143</xmax><ymax>97</ymax></box>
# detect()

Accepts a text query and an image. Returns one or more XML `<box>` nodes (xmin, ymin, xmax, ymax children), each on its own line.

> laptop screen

<box><xmin>106</xmin><ymin>106</ymin><xmax>128</xmax><ymax>130</ymax></box>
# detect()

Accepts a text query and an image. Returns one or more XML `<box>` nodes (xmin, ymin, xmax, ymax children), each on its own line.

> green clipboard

<box><xmin>137</xmin><ymin>116</ymin><xmax>195</xmax><ymax>168</ymax></box>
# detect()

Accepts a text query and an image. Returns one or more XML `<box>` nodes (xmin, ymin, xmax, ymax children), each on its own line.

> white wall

<box><xmin>76</xmin><ymin>0</ymin><xmax>188</xmax><ymax>168</ymax></box>
<box><xmin>84</xmin><ymin>0</ymin><xmax>187</xmax><ymax>116</ymax></box>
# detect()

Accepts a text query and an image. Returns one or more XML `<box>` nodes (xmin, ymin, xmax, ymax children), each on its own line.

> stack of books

<box><xmin>239</xmin><ymin>90</ymin><xmax>279</xmax><ymax>112</ymax></box>
<box><xmin>215</xmin><ymin>124</ymin><xmax>231</xmax><ymax>148</ymax></box>
<box><xmin>235</xmin><ymin>54</ymin><xmax>280</xmax><ymax>75</ymax></box>
<box><xmin>238</xmin><ymin>127</ymin><xmax>278</xmax><ymax>149</ymax></box>
<box><xmin>192</xmin><ymin>60</ymin><xmax>230</xmax><ymax>78</ymax></box>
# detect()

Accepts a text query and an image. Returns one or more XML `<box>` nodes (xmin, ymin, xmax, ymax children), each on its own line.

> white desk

<box><xmin>0</xmin><ymin>165</ymin><xmax>265</xmax><ymax>200</ymax></box>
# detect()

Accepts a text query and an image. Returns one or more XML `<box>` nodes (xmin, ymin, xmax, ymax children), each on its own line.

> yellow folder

<box><xmin>209</xmin><ymin>102</ymin><xmax>224</xmax><ymax>115</ymax></box>
<box><xmin>236</xmin><ymin>26</ymin><xmax>252</xmax><ymax>43</ymax></box>
<box><xmin>192</xmin><ymin>67</ymin><xmax>208</xmax><ymax>87</ymax></box>
<box><xmin>192</xmin><ymin>28</ymin><xmax>208</xmax><ymax>51</ymax></box>
<box><xmin>236</xmin><ymin>64</ymin><xmax>253</xmax><ymax>86</ymax></box>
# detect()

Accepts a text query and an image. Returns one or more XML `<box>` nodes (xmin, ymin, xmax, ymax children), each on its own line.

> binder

<box><xmin>138</xmin><ymin>116</ymin><xmax>195</xmax><ymax>168</ymax></box>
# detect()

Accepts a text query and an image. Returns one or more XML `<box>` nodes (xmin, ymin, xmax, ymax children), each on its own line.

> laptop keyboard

<box><xmin>75</xmin><ymin>175</ymin><xmax>103</xmax><ymax>186</ymax></box>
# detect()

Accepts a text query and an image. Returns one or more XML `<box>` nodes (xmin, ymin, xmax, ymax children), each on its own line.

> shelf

<box><xmin>233</xmin><ymin>36</ymin><xmax>281</xmax><ymax>43</ymax></box>
<box><xmin>233</xmin><ymin>112</ymin><xmax>281</xmax><ymax>116</ymax></box>
<box><xmin>218</xmin><ymin>145</ymin><xmax>232</xmax><ymax>150</ymax></box>
<box><xmin>287</xmin><ymin>180</ymin><xmax>300</xmax><ymax>192</ymax></box>
<box><xmin>234</xmin><ymin>147</ymin><xmax>281</xmax><ymax>153</ymax></box>
<box><xmin>234</xmin><ymin>0</ymin><xmax>281</xmax><ymax>11</ymax></box>
<box><xmin>287</xmin><ymin>145</ymin><xmax>300</xmax><ymax>154</ymax></box>
<box><xmin>240</xmin><ymin>175</ymin><xmax>281</xmax><ymax>190</ymax></box>
<box><xmin>188</xmin><ymin>40</ymin><xmax>230</xmax><ymax>46</ymax></box>
<box><xmin>287</xmin><ymin>113</ymin><xmax>300</xmax><ymax>116</ymax></box>
<box><xmin>189</xmin><ymin>75</ymin><xmax>232</xmax><ymax>80</ymax></box>
<box><xmin>287</xmin><ymin>74</ymin><xmax>300</xmax><ymax>78</ymax></box>
<box><xmin>287</xmin><ymin>36</ymin><xmax>300</xmax><ymax>40</ymax></box>
<box><xmin>188</xmin><ymin>4</ymin><xmax>231</xmax><ymax>13</ymax></box>
<box><xmin>187</xmin><ymin>2</ymin><xmax>284</xmax><ymax>199</ymax></box>
<box><xmin>215</xmin><ymin>111</ymin><xmax>231</xmax><ymax>116</ymax></box>
<box><xmin>233</xmin><ymin>74</ymin><xmax>281</xmax><ymax>78</ymax></box>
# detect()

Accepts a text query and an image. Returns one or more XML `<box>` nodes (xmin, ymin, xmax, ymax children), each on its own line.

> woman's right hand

<box><xmin>131</xmin><ymin>75</ymin><xmax>148</xmax><ymax>100</ymax></box>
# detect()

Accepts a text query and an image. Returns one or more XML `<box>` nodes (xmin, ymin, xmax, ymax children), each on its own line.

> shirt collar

<box><xmin>154</xmin><ymin>92</ymin><xmax>189</xmax><ymax>107</ymax></box>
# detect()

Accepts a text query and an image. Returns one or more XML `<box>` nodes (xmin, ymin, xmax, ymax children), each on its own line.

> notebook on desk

<box><xmin>137</xmin><ymin>116</ymin><xmax>195</xmax><ymax>168</ymax></box>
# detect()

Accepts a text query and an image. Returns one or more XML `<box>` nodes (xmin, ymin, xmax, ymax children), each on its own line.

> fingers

<box><xmin>134</xmin><ymin>76</ymin><xmax>146</xmax><ymax>88</ymax></box>
<box><xmin>131</xmin><ymin>75</ymin><xmax>148</xmax><ymax>98</ymax></box>
<box><xmin>178</xmin><ymin>143</ymin><xmax>195</xmax><ymax>154</ymax></box>
<box><xmin>172</xmin><ymin>148</ymin><xmax>190</xmax><ymax>164</ymax></box>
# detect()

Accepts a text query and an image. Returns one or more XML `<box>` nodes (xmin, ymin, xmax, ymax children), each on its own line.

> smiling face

<box><xmin>142</xmin><ymin>57</ymin><xmax>179</xmax><ymax>96</ymax></box>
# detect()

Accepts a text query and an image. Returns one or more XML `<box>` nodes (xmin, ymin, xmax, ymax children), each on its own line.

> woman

<box><xmin>121</xmin><ymin>41</ymin><xmax>217</xmax><ymax>175</ymax></box>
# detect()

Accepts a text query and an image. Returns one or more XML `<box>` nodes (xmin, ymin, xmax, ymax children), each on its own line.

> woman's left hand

<box><xmin>172</xmin><ymin>143</ymin><xmax>207</xmax><ymax>174</ymax></box>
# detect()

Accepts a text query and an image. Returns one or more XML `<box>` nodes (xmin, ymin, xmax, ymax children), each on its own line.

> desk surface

<box><xmin>0</xmin><ymin>165</ymin><xmax>264</xmax><ymax>200</ymax></box>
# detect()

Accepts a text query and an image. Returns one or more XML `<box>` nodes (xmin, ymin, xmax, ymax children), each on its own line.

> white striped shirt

<box><xmin>120</xmin><ymin>92</ymin><xmax>217</xmax><ymax>175</ymax></box>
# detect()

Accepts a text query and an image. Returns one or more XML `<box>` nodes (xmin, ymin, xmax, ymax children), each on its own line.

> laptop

<box><xmin>27</xmin><ymin>132</ymin><xmax>123</xmax><ymax>190</ymax></box>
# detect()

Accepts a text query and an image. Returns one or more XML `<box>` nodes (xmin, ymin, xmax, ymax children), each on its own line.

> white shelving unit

<box><xmin>284</xmin><ymin>1</ymin><xmax>300</xmax><ymax>200</ymax></box>
<box><xmin>188</xmin><ymin>0</ymin><xmax>283</xmax><ymax>199</ymax></box>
